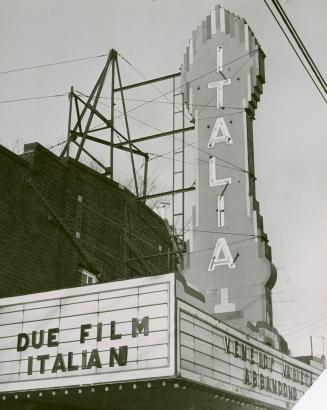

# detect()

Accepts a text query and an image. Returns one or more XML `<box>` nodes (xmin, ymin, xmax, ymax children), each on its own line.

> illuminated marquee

<box><xmin>0</xmin><ymin>274</ymin><xmax>175</xmax><ymax>392</ymax></box>
<box><xmin>178</xmin><ymin>300</ymin><xmax>318</xmax><ymax>409</ymax></box>
<box><xmin>0</xmin><ymin>273</ymin><xmax>320</xmax><ymax>410</ymax></box>
<box><xmin>181</xmin><ymin>5</ymin><xmax>277</xmax><ymax>330</ymax></box>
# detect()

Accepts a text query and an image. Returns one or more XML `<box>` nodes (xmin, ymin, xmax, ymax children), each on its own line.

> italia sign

<box><xmin>182</xmin><ymin>4</ymin><xmax>277</xmax><ymax>331</ymax></box>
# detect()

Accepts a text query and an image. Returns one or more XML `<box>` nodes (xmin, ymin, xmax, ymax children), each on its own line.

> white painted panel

<box><xmin>212</xmin><ymin>333</ymin><xmax>224</xmax><ymax>349</ymax></box>
<box><xmin>98</xmin><ymin>295</ymin><xmax>138</xmax><ymax>312</ymax></box>
<box><xmin>0</xmin><ymin>306</ymin><xmax>22</xmax><ymax>314</ymax></box>
<box><xmin>149</xmin><ymin>317</ymin><xmax>168</xmax><ymax>332</ymax></box>
<box><xmin>139</xmin><ymin>304</ymin><xmax>167</xmax><ymax>318</ymax></box>
<box><xmin>138</xmin><ymin>344</ymin><xmax>168</xmax><ymax>360</ymax></box>
<box><xmin>180</xmin><ymin>333</ymin><xmax>194</xmax><ymax>349</ymax></box>
<box><xmin>0</xmin><ymin>360</ymin><xmax>20</xmax><ymax>376</ymax></box>
<box><xmin>0</xmin><ymin>336</ymin><xmax>16</xmax><ymax>351</ymax></box>
<box><xmin>23</xmin><ymin>319</ymin><xmax>60</xmax><ymax>334</ymax></box>
<box><xmin>139</xmin><ymin>283</ymin><xmax>168</xmax><ymax>294</ymax></box>
<box><xmin>0</xmin><ymin>374</ymin><xmax>19</xmax><ymax>383</ymax></box>
<box><xmin>60</xmin><ymin>301</ymin><xmax>98</xmax><ymax>317</ymax></box>
<box><xmin>213</xmin><ymin>357</ymin><xmax>230</xmax><ymax>375</ymax></box>
<box><xmin>195</xmin><ymin>362</ymin><xmax>213</xmax><ymax>378</ymax></box>
<box><xmin>0</xmin><ymin>349</ymin><xmax>21</xmax><ymax>362</ymax></box>
<box><xmin>25</xmin><ymin>300</ymin><xmax>60</xmax><ymax>310</ymax></box>
<box><xmin>181</xmin><ymin>359</ymin><xmax>195</xmax><ymax>372</ymax></box>
<box><xmin>0</xmin><ymin>311</ymin><xmax>24</xmax><ymax>326</ymax></box>
<box><xmin>0</xmin><ymin>323</ymin><xmax>23</xmax><ymax>338</ymax></box>
<box><xmin>24</xmin><ymin>306</ymin><xmax>60</xmax><ymax>321</ymax></box>
<box><xmin>60</xmin><ymin>314</ymin><xmax>98</xmax><ymax>330</ymax></box>
<box><xmin>98</xmin><ymin>308</ymin><xmax>138</xmax><ymax>324</ymax></box>
<box><xmin>98</xmin><ymin>288</ymin><xmax>137</xmax><ymax>300</ymax></box>
<box><xmin>194</xmin><ymin>338</ymin><xmax>213</xmax><ymax>356</ymax></box>
<box><xmin>58</xmin><ymin>328</ymin><xmax>81</xmax><ymax>344</ymax></box>
<box><xmin>139</xmin><ymin>291</ymin><xmax>168</xmax><ymax>306</ymax></box>
<box><xmin>61</xmin><ymin>294</ymin><xmax>98</xmax><ymax>305</ymax></box>
<box><xmin>181</xmin><ymin>345</ymin><xmax>195</xmax><ymax>362</ymax></box>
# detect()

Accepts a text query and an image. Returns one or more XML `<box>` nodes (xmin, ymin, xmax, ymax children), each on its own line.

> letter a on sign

<box><xmin>207</xmin><ymin>117</ymin><xmax>233</xmax><ymax>147</ymax></box>
<box><xmin>208</xmin><ymin>238</ymin><xmax>235</xmax><ymax>271</ymax></box>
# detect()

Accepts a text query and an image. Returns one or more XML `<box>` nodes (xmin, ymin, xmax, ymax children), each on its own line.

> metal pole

<box><xmin>172</xmin><ymin>77</ymin><xmax>176</xmax><ymax>231</ymax></box>
<box><xmin>143</xmin><ymin>155</ymin><xmax>149</xmax><ymax>202</ymax></box>
<box><xmin>310</xmin><ymin>336</ymin><xmax>314</xmax><ymax>357</ymax></box>
<box><xmin>61</xmin><ymin>51</ymin><xmax>112</xmax><ymax>158</ymax></box>
<box><xmin>322</xmin><ymin>336</ymin><xmax>325</xmax><ymax>357</ymax></box>
<box><xmin>66</xmin><ymin>86</ymin><xmax>74</xmax><ymax>157</ymax></box>
<box><xmin>75</xmin><ymin>52</ymin><xmax>113</xmax><ymax>160</ymax></box>
<box><xmin>182</xmin><ymin>91</ymin><xmax>185</xmax><ymax>243</ymax></box>
<box><xmin>110</xmin><ymin>55</ymin><xmax>115</xmax><ymax>179</ymax></box>
<box><xmin>115</xmin><ymin>56</ymin><xmax>139</xmax><ymax>196</ymax></box>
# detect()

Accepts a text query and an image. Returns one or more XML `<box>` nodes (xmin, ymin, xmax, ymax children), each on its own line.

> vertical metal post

<box><xmin>182</xmin><ymin>92</ymin><xmax>185</xmax><ymax>244</ymax></box>
<box><xmin>75</xmin><ymin>60</ymin><xmax>110</xmax><ymax>160</ymax></box>
<box><xmin>310</xmin><ymin>336</ymin><xmax>314</xmax><ymax>357</ymax></box>
<box><xmin>172</xmin><ymin>77</ymin><xmax>176</xmax><ymax>231</ymax></box>
<box><xmin>110</xmin><ymin>56</ymin><xmax>115</xmax><ymax>179</ymax></box>
<box><xmin>143</xmin><ymin>155</ymin><xmax>149</xmax><ymax>201</ymax></box>
<box><xmin>115</xmin><ymin>56</ymin><xmax>139</xmax><ymax>196</ymax></box>
<box><xmin>322</xmin><ymin>336</ymin><xmax>325</xmax><ymax>357</ymax></box>
<box><xmin>61</xmin><ymin>51</ymin><xmax>113</xmax><ymax>158</ymax></box>
<box><xmin>66</xmin><ymin>86</ymin><xmax>74</xmax><ymax>157</ymax></box>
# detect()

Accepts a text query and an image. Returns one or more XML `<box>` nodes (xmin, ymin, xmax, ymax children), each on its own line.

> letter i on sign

<box><xmin>206</xmin><ymin>46</ymin><xmax>235</xmax><ymax>272</ymax></box>
<box><xmin>208</xmin><ymin>46</ymin><xmax>232</xmax><ymax>108</ymax></box>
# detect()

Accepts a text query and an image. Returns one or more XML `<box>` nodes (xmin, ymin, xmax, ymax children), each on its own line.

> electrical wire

<box><xmin>0</xmin><ymin>93</ymin><xmax>68</xmax><ymax>104</ymax></box>
<box><xmin>277</xmin><ymin>310</ymin><xmax>327</xmax><ymax>331</ymax></box>
<box><xmin>286</xmin><ymin>321</ymin><xmax>327</xmax><ymax>340</ymax></box>
<box><xmin>0</xmin><ymin>53</ymin><xmax>107</xmax><ymax>75</ymax></box>
<box><xmin>75</xmin><ymin>90</ymin><xmax>249</xmax><ymax>176</ymax></box>
<box><xmin>197</xmin><ymin>50</ymin><xmax>257</xmax><ymax>116</ymax></box>
<box><xmin>118</xmin><ymin>52</ymin><xmax>193</xmax><ymax>122</ymax></box>
<box><xmin>282</xmin><ymin>314</ymin><xmax>327</xmax><ymax>337</ymax></box>
<box><xmin>270</xmin><ymin>0</ymin><xmax>327</xmax><ymax>93</ymax></box>
<box><xmin>115</xmin><ymin>50</ymin><xmax>258</xmax><ymax>119</ymax></box>
<box><xmin>264</xmin><ymin>0</ymin><xmax>327</xmax><ymax>103</ymax></box>
<box><xmin>189</xmin><ymin>229</ymin><xmax>262</xmax><ymax>238</ymax></box>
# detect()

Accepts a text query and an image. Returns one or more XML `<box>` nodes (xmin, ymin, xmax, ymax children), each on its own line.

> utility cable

<box><xmin>286</xmin><ymin>321</ymin><xmax>327</xmax><ymax>340</ymax></box>
<box><xmin>0</xmin><ymin>93</ymin><xmax>68</xmax><ymax>104</ymax></box>
<box><xmin>75</xmin><ymin>90</ymin><xmax>249</xmax><ymax>176</ymax></box>
<box><xmin>264</xmin><ymin>0</ymin><xmax>327</xmax><ymax>103</ymax></box>
<box><xmin>283</xmin><ymin>314</ymin><xmax>327</xmax><ymax>337</ymax></box>
<box><xmin>118</xmin><ymin>52</ymin><xmax>193</xmax><ymax>122</ymax></box>
<box><xmin>0</xmin><ymin>53</ymin><xmax>107</xmax><ymax>75</ymax></box>
<box><xmin>277</xmin><ymin>309</ymin><xmax>327</xmax><ymax>331</ymax></box>
<box><xmin>270</xmin><ymin>0</ymin><xmax>327</xmax><ymax>93</ymax></box>
<box><xmin>115</xmin><ymin>50</ymin><xmax>258</xmax><ymax>119</ymax></box>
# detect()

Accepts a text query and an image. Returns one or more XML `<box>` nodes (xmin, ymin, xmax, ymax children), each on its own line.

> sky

<box><xmin>0</xmin><ymin>0</ymin><xmax>326</xmax><ymax>358</ymax></box>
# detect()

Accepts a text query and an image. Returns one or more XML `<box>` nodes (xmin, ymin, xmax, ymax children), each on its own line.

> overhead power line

<box><xmin>270</xmin><ymin>0</ymin><xmax>327</xmax><ymax>94</ymax></box>
<box><xmin>0</xmin><ymin>53</ymin><xmax>107</xmax><ymax>75</ymax></box>
<box><xmin>264</xmin><ymin>0</ymin><xmax>327</xmax><ymax>103</ymax></box>
<box><xmin>0</xmin><ymin>93</ymin><xmax>68</xmax><ymax>104</ymax></box>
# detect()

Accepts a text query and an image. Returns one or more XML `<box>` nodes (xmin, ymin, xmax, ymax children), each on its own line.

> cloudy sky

<box><xmin>1</xmin><ymin>0</ymin><xmax>326</xmax><ymax>357</ymax></box>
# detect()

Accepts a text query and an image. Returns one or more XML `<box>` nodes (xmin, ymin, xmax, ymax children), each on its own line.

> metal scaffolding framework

<box><xmin>61</xmin><ymin>49</ymin><xmax>195</xmax><ymax>254</ymax></box>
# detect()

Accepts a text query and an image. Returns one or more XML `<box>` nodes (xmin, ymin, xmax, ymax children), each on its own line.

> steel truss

<box><xmin>61</xmin><ymin>48</ymin><xmax>194</xmax><ymax>245</ymax></box>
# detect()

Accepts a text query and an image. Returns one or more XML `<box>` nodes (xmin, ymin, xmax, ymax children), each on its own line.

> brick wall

<box><xmin>0</xmin><ymin>143</ymin><xmax>175</xmax><ymax>297</ymax></box>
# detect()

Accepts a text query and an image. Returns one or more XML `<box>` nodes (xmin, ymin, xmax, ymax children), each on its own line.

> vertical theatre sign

<box><xmin>182</xmin><ymin>5</ymin><xmax>277</xmax><ymax>330</ymax></box>
<box><xmin>0</xmin><ymin>274</ymin><xmax>175</xmax><ymax>392</ymax></box>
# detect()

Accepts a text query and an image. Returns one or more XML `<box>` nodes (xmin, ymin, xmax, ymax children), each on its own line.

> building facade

<box><xmin>0</xmin><ymin>142</ymin><xmax>175</xmax><ymax>298</ymax></box>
